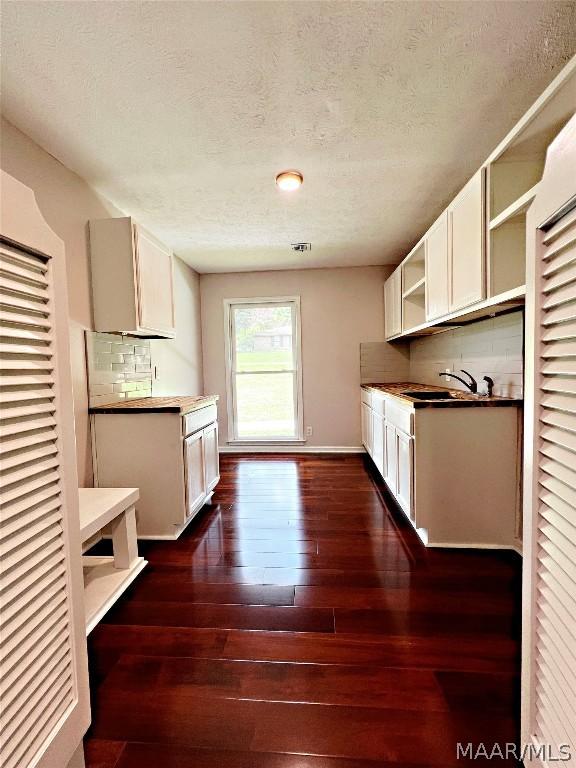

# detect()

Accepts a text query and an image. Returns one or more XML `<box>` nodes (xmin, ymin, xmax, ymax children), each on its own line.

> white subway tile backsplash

<box><xmin>113</xmin><ymin>382</ymin><xmax>140</xmax><ymax>393</ymax></box>
<box><xmin>113</xmin><ymin>343</ymin><xmax>136</xmax><ymax>354</ymax></box>
<box><xmin>86</xmin><ymin>331</ymin><xmax>152</xmax><ymax>407</ymax></box>
<box><xmin>95</xmin><ymin>357</ymin><xmax>113</xmax><ymax>371</ymax></box>
<box><xmin>90</xmin><ymin>383</ymin><xmax>115</xmax><ymax>395</ymax></box>
<box><xmin>408</xmin><ymin>312</ymin><xmax>524</xmax><ymax>398</ymax></box>
<box><xmin>126</xmin><ymin>388</ymin><xmax>151</xmax><ymax>399</ymax></box>
<box><xmin>360</xmin><ymin>341</ymin><xmax>410</xmax><ymax>383</ymax></box>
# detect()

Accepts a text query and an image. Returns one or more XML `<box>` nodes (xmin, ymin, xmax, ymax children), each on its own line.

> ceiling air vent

<box><xmin>291</xmin><ymin>242</ymin><xmax>312</xmax><ymax>252</ymax></box>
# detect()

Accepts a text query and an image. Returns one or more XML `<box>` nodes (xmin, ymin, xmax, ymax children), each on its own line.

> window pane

<box><xmin>235</xmin><ymin>372</ymin><xmax>296</xmax><ymax>438</ymax></box>
<box><xmin>234</xmin><ymin>305</ymin><xmax>293</xmax><ymax>372</ymax></box>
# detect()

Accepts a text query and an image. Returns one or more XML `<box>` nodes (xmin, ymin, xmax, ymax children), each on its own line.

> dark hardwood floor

<box><xmin>85</xmin><ymin>454</ymin><xmax>522</xmax><ymax>767</ymax></box>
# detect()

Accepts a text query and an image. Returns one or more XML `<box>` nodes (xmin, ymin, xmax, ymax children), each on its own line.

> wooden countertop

<box><xmin>89</xmin><ymin>395</ymin><xmax>219</xmax><ymax>415</ymax></box>
<box><xmin>362</xmin><ymin>382</ymin><xmax>522</xmax><ymax>408</ymax></box>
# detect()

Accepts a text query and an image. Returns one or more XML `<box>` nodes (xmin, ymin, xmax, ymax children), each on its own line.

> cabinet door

<box><xmin>384</xmin><ymin>423</ymin><xmax>398</xmax><ymax>494</ymax></box>
<box><xmin>384</xmin><ymin>268</ymin><xmax>402</xmax><ymax>338</ymax></box>
<box><xmin>396</xmin><ymin>430</ymin><xmax>414</xmax><ymax>519</ymax></box>
<box><xmin>184</xmin><ymin>430</ymin><xmax>206</xmax><ymax>516</ymax></box>
<box><xmin>202</xmin><ymin>422</ymin><xmax>220</xmax><ymax>492</ymax></box>
<box><xmin>371</xmin><ymin>413</ymin><xmax>385</xmax><ymax>477</ymax></box>
<box><xmin>361</xmin><ymin>402</ymin><xmax>373</xmax><ymax>454</ymax></box>
<box><xmin>135</xmin><ymin>226</ymin><xmax>175</xmax><ymax>335</ymax></box>
<box><xmin>425</xmin><ymin>211</ymin><xmax>449</xmax><ymax>320</ymax></box>
<box><xmin>384</xmin><ymin>277</ymin><xmax>394</xmax><ymax>339</ymax></box>
<box><xmin>449</xmin><ymin>169</ymin><xmax>486</xmax><ymax>312</ymax></box>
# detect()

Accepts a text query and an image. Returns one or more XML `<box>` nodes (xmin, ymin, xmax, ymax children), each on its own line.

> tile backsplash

<box><xmin>408</xmin><ymin>311</ymin><xmax>524</xmax><ymax>398</ymax></box>
<box><xmin>360</xmin><ymin>340</ymin><xmax>410</xmax><ymax>384</ymax></box>
<box><xmin>86</xmin><ymin>332</ymin><xmax>153</xmax><ymax>407</ymax></box>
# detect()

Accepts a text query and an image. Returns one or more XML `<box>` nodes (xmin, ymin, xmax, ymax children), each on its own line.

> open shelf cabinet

<box><xmin>402</xmin><ymin>243</ymin><xmax>425</xmax><ymax>292</ymax></box>
<box><xmin>487</xmin><ymin>66</ymin><xmax>575</xmax><ymax>300</ymax></box>
<box><xmin>402</xmin><ymin>242</ymin><xmax>426</xmax><ymax>331</ymax></box>
<box><xmin>385</xmin><ymin>58</ymin><xmax>573</xmax><ymax>343</ymax></box>
<box><xmin>489</xmin><ymin>209</ymin><xmax>530</xmax><ymax>297</ymax></box>
<box><xmin>488</xmin><ymin>73</ymin><xmax>575</xmax><ymax>222</ymax></box>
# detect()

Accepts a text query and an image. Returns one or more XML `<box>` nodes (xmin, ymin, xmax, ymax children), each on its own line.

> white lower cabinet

<box><xmin>184</xmin><ymin>430</ymin><xmax>207</xmax><ymax>516</ymax></box>
<box><xmin>371</xmin><ymin>412</ymin><xmax>385</xmax><ymax>477</ymax></box>
<box><xmin>361</xmin><ymin>387</ymin><xmax>520</xmax><ymax>548</ymax></box>
<box><xmin>361</xmin><ymin>401</ymin><xmax>373</xmax><ymax>454</ymax></box>
<box><xmin>383</xmin><ymin>422</ymin><xmax>398</xmax><ymax>491</ymax></box>
<box><xmin>203</xmin><ymin>420</ymin><xmax>220</xmax><ymax>492</ymax></box>
<box><xmin>92</xmin><ymin>406</ymin><xmax>219</xmax><ymax>538</ymax></box>
<box><xmin>383</xmin><ymin>422</ymin><xmax>413</xmax><ymax>519</ymax></box>
<box><xmin>396</xmin><ymin>429</ymin><xmax>413</xmax><ymax>519</ymax></box>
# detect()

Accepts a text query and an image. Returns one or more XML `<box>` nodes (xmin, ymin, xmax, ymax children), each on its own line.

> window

<box><xmin>224</xmin><ymin>297</ymin><xmax>303</xmax><ymax>442</ymax></box>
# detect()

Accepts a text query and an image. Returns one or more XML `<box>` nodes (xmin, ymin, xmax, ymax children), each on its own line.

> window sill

<box><xmin>227</xmin><ymin>438</ymin><xmax>306</xmax><ymax>445</ymax></box>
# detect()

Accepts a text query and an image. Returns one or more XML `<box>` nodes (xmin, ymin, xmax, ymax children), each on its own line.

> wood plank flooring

<box><xmin>85</xmin><ymin>454</ymin><xmax>521</xmax><ymax>767</ymax></box>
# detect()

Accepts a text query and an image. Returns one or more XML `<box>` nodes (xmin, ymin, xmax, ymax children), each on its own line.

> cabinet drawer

<box><xmin>385</xmin><ymin>398</ymin><xmax>413</xmax><ymax>435</ymax></box>
<box><xmin>371</xmin><ymin>392</ymin><xmax>386</xmax><ymax>417</ymax></box>
<box><xmin>183</xmin><ymin>404</ymin><xmax>217</xmax><ymax>437</ymax></box>
<box><xmin>361</xmin><ymin>389</ymin><xmax>372</xmax><ymax>408</ymax></box>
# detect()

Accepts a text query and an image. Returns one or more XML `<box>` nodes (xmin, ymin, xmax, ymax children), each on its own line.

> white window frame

<box><xmin>224</xmin><ymin>296</ymin><xmax>304</xmax><ymax>443</ymax></box>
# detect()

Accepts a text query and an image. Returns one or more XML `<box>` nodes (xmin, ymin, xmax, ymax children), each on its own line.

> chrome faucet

<box><xmin>439</xmin><ymin>369</ymin><xmax>478</xmax><ymax>394</ymax></box>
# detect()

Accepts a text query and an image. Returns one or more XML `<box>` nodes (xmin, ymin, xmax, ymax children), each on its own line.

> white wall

<box><xmin>151</xmin><ymin>256</ymin><xmax>203</xmax><ymax>396</ymax></box>
<box><xmin>409</xmin><ymin>312</ymin><xmax>524</xmax><ymax>398</ymax></box>
<box><xmin>200</xmin><ymin>266</ymin><xmax>392</xmax><ymax>448</ymax></box>
<box><xmin>1</xmin><ymin>118</ymin><xmax>204</xmax><ymax>483</ymax></box>
<box><xmin>1</xmin><ymin>118</ymin><xmax>119</xmax><ymax>484</ymax></box>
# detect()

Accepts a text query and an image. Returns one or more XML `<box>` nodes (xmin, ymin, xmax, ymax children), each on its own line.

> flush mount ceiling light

<box><xmin>275</xmin><ymin>170</ymin><xmax>303</xmax><ymax>191</ymax></box>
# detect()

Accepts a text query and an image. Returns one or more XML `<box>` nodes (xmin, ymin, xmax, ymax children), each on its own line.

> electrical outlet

<box><xmin>305</xmin><ymin>426</ymin><xmax>313</xmax><ymax>437</ymax></box>
<box><xmin>445</xmin><ymin>368</ymin><xmax>451</xmax><ymax>373</ymax></box>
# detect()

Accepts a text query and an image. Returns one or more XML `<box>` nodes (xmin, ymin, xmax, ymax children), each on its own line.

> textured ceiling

<box><xmin>1</xmin><ymin>1</ymin><xmax>575</xmax><ymax>273</ymax></box>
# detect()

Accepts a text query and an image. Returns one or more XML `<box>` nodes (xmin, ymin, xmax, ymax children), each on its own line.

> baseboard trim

<box><xmin>425</xmin><ymin>541</ymin><xmax>522</xmax><ymax>552</ymax></box>
<box><xmin>219</xmin><ymin>445</ymin><xmax>366</xmax><ymax>454</ymax></box>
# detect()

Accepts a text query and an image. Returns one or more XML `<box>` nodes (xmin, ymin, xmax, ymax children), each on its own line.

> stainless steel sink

<box><xmin>402</xmin><ymin>390</ymin><xmax>454</xmax><ymax>400</ymax></box>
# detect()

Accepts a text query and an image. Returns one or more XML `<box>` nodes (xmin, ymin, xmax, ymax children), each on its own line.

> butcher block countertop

<box><xmin>89</xmin><ymin>395</ymin><xmax>218</xmax><ymax>415</ymax></box>
<box><xmin>362</xmin><ymin>382</ymin><xmax>522</xmax><ymax>408</ymax></box>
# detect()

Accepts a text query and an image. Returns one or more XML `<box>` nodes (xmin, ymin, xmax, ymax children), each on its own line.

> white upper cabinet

<box><xmin>448</xmin><ymin>169</ymin><xmax>486</xmax><ymax>313</ymax></box>
<box><xmin>384</xmin><ymin>267</ymin><xmax>402</xmax><ymax>339</ymax></box>
<box><xmin>89</xmin><ymin>217</ymin><xmax>175</xmax><ymax>338</ymax></box>
<box><xmin>382</xmin><ymin>60</ymin><xmax>575</xmax><ymax>340</ymax></box>
<box><xmin>425</xmin><ymin>211</ymin><xmax>449</xmax><ymax>320</ymax></box>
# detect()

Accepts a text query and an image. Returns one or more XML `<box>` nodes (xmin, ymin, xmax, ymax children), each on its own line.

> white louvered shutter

<box><xmin>0</xmin><ymin>240</ymin><xmax>87</xmax><ymax>768</ymax></box>
<box><xmin>532</xmin><ymin>207</ymin><xmax>576</xmax><ymax>763</ymax></box>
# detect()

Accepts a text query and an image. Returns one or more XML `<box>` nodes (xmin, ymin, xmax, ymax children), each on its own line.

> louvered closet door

<box><xmin>530</xmin><ymin>206</ymin><xmax>576</xmax><ymax>764</ymax></box>
<box><xmin>0</xmin><ymin>242</ymin><xmax>84</xmax><ymax>768</ymax></box>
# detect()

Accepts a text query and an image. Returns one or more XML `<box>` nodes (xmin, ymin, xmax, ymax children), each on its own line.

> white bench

<box><xmin>79</xmin><ymin>487</ymin><xmax>147</xmax><ymax>634</ymax></box>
